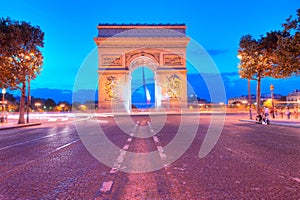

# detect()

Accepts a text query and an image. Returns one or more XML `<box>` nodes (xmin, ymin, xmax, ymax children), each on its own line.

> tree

<box><xmin>44</xmin><ymin>98</ymin><xmax>56</xmax><ymax>110</ymax></box>
<box><xmin>0</xmin><ymin>17</ymin><xmax>44</xmax><ymax>124</ymax></box>
<box><xmin>238</xmin><ymin>8</ymin><xmax>300</xmax><ymax>114</ymax></box>
<box><xmin>238</xmin><ymin>33</ymin><xmax>278</xmax><ymax>114</ymax></box>
<box><xmin>275</xmin><ymin>9</ymin><xmax>300</xmax><ymax>77</ymax></box>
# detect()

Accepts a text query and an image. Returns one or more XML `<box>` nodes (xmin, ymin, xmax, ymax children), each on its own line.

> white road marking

<box><xmin>159</xmin><ymin>152</ymin><xmax>167</xmax><ymax>160</ymax></box>
<box><xmin>148</xmin><ymin>122</ymin><xmax>168</xmax><ymax>161</ymax></box>
<box><xmin>153</xmin><ymin>136</ymin><xmax>159</xmax><ymax>143</ymax></box>
<box><xmin>55</xmin><ymin>139</ymin><xmax>80</xmax><ymax>151</ymax></box>
<box><xmin>116</xmin><ymin>155</ymin><xmax>125</xmax><ymax>163</ymax></box>
<box><xmin>110</xmin><ymin>168</ymin><xmax>118</xmax><ymax>174</ymax></box>
<box><xmin>108</xmin><ymin>123</ymin><xmax>138</xmax><ymax>175</ymax></box>
<box><xmin>157</xmin><ymin>145</ymin><xmax>167</xmax><ymax>160</ymax></box>
<box><xmin>157</xmin><ymin>146</ymin><xmax>164</xmax><ymax>152</ymax></box>
<box><xmin>164</xmin><ymin>164</ymin><xmax>170</xmax><ymax>169</ymax></box>
<box><xmin>292</xmin><ymin>177</ymin><xmax>300</xmax><ymax>183</ymax></box>
<box><xmin>61</xmin><ymin>117</ymin><xmax>69</xmax><ymax>121</ymax></box>
<box><xmin>100</xmin><ymin>181</ymin><xmax>114</xmax><ymax>193</ymax></box>
<box><xmin>116</xmin><ymin>150</ymin><xmax>127</xmax><ymax>163</ymax></box>
<box><xmin>113</xmin><ymin>163</ymin><xmax>121</xmax><ymax>169</ymax></box>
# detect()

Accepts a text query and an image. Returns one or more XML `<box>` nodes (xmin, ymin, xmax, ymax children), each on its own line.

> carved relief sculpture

<box><xmin>105</xmin><ymin>76</ymin><xmax>119</xmax><ymax>100</ymax></box>
<box><xmin>165</xmin><ymin>74</ymin><xmax>181</xmax><ymax>98</ymax></box>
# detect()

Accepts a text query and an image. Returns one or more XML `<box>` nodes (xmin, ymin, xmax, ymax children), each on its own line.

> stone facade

<box><xmin>94</xmin><ymin>24</ymin><xmax>190</xmax><ymax>112</ymax></box>
<box><xmin>287</xmin><ymin>90</ymin><xmax>300</xmax><ymax>102</ymax></box>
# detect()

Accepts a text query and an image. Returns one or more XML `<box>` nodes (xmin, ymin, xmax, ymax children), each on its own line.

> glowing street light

<box><xmin>60</xmin><ymin>103</ymin><xmax>65</xmax><ymax>112</ymax></box>
<box><xmin>35</xmin><ymin>102</ymin><xmax>41</xmax><ymax>112</ymax></box>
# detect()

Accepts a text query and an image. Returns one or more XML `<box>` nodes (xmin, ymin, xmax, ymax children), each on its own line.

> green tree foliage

<box><xmin>238</xmin><ymin>8</ymin><xmax>300</xmax><ymax>114</ymax></box>
<box><xmin>238</xmin><ymin>32</ymin><xmax>280</xmax><ymax>114</ymax></box>
<box><xmin>275</xmin><ymin>9</ymin><xmax>300</xmax><ymax>76</ymax></box>
<box><xmin>0</xmin><ymin>17</ymin><xmax>44</xmax><ymax>123</ymax></box>
<box><xmin>44</xmin><ymin>98</ymin><xmax>57</xmax><ymax>110</ymax></box>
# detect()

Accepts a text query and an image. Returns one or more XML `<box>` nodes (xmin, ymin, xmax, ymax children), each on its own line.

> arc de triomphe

<box><xmin>94</xmin><ymin>24</ymin><xmax>190</xmax><ymax>112</ymax></box>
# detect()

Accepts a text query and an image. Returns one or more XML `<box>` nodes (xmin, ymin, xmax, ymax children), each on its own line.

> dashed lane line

<box><xmin>55</xmin><ymin>139</ymin><xmax>80</xmax><ymax>151</ymax></box>
<box><xmin>99</xmin><ymin>122</ymin><xmax>139</xmax><ymax>197</ymax></box>
<box><xmin>99</xmin><ymin>181</ymin><xmax>114</xmax><ymax>193</ymax></box>
<box><xmin>123</xmin><ymin>144</ymin><xmax>129</xmax><ymax>150</ymax></box>
<box><xmin>153</xmin><ymin>136</ymin><xmax>159</xmax><ymax>143</ymax></box>
<box><xmin>149</xmin><ymin>122</ymin><xmax>168</xmax><ymax>161</ymax></box>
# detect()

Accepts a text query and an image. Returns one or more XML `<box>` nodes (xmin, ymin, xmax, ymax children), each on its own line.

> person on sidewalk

<box><xmin>294</xmin><ymin>106</ymin><xmax>298</xmax><ymax>119</ymax></box>
<box><xmin>256</xmin><ymin>113</ymin><xmax>263</xmax><ymax>124</ymax></box>
<box><xmin>286</xmin><ymin>107</ymin><xmax>291</xmax><ymax>120</ymax></box>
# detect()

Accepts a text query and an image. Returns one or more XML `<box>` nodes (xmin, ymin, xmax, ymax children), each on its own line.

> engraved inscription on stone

<box><xmin>101</xmin><ymin>54</ymin><xmax>122</xmax><ymax>66</ymax></box>
<box><xmin>163</xmin><ymin>54</ymin><xmax>183</xmax><ymax>66</ymax></box>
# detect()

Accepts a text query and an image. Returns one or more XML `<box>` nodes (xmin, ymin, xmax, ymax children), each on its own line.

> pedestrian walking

<box><xmin>286</xmin><ymin>107</ymin><xmax>291</xmax><ymax>119</ymax></box>
<box><xmin>294</xmin><ymin>106</ymin><xmax>298</xmax><ymax>119</ymax></box>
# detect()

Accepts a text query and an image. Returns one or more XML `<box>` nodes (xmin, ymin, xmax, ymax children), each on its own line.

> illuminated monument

<box><xmin>94</xmin><ymin>24</ymin><xmax>190</xmax><ymax>112</ymax></box>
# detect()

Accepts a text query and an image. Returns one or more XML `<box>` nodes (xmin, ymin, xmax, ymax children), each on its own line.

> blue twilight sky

<box><xmin>1</xmin><ymin>0</ymin><xmax>300</xmax><ymax>102</ymax></box>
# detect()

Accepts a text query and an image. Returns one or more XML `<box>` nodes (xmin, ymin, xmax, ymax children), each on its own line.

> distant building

<box><xmin>228</xmin><ymin>94</ymin><xmax>283</xmax><ymax>106</ymax></box>
<box><xmin>287</xmin><ymin>89</ymin><xmax>300</xmax><ymax>102</ymax></box>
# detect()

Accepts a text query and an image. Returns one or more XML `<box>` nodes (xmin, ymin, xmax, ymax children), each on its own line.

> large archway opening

<box><xmin>131</xmin><ymin>66</ymin><xmax>155</xmax><ymax>109</ymax></box>
<box><xmin>128</xmin><ymin>56</ymin><xmax>157</xmax><ymax>111</ymax></box>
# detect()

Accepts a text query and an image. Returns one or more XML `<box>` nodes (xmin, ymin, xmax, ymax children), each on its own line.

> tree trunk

<box><xmin>256</xmin><ymin>76</ymin><xmax>261</xmax><ymax>115</ymax></box>
<box><xmin>18</xmin><ymin>81</ymin><xmax>26</xmax><ymax>124</ymax></box>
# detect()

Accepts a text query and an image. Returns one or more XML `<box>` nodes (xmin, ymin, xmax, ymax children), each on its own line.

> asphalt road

<box><xmin>0</xmin><ymin>114</ymin><xmax>299</xmax><ymax>199</ymax></box>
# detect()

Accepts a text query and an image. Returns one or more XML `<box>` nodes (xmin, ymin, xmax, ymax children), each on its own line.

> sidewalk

<box><xmin>239</xmin><ymin>117</ymin><xmax>300</xmax><ymax>128</ymax></box>
<box><xmin>0</xmin><ymin>119</ymin><xmax>41</xmax><ymax>131</ymax></box>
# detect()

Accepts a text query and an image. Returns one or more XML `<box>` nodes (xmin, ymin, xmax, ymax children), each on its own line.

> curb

<box><xmin>239</xmin><ymin>119</ymin><xmax>300</xmax><ymax>128</ymax></box>
<box><xmin>0</xmin><ymin>122</ymin><xmax>42</xmax><ymax>131</ymax></box>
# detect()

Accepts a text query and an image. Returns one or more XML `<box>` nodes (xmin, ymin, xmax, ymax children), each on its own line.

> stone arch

<box><xmin>128</xmin><ymin>56</ymin><xmax>158</xmax><ymax>111</ymax></box>
<box><xmin>95</xmin><ymin>24</ymin><xmax>190</xmax><ymax>113</ymax></box>
<box><xmin>126</xmin><ymin>51</ymin><xmax>160</xmax><ymax>68</ymax></box>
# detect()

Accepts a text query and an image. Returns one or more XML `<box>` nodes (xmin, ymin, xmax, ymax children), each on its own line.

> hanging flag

<box><xmin>145</xmin><ymin>87</ymin><xmax>151</xmax><ymax>104</ymax></box>
<box><xmin>142</xmin><ymin>67</ymin><xmax>151</xmax><ymax>105</ymax></box>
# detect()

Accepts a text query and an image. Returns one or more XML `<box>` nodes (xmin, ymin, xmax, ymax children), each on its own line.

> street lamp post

<box><xmin>1</xmin><ymin>88</ymin><xmax>6</xmax><ymax>123</ymax></box>
<box><xmin>26</xmin><ymin>76</ymin><xmax>31</xmax><ymax>123</ymax></box>
<box><xmin>270</xmin><ymin>84</ymin><xmax>275</xmax><ymax>118</ymax></box>
<box><xmin>25</xmin><ymin>52</ymin><xmax>35</xmax><ymax>124</ymax></box>
<box><xmin>248</xmin><ymin>78</ymin><xmax>252</xmax><ymax>119</ymax></box>
<box><xmin>238</xmin><ymin>54</ymin><xmax>252</xmax><ymax>119</ymax></box>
